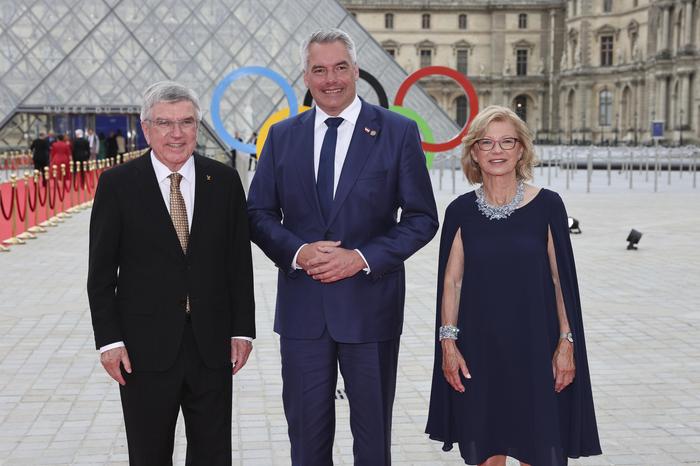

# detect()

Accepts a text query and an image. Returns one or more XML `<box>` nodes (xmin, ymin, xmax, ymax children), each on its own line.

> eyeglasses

<box><xmin>475</xmin><ymin>137</ymin><xmax>519</xmax><ymax>151</ymax></box>
<box><xmin>146</xmin><ymin>118</ymin><xmax>197</xmax><ymax>133</ymax></box>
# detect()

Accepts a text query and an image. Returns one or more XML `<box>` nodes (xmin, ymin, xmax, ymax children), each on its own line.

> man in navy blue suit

<box><xmin>248</xmin><ymin>29</ymin><xmax>438</xmax><ymax>465</ymax></box>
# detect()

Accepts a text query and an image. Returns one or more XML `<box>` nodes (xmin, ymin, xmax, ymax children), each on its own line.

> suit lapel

<box><xmin>136</xmin><ymin>153</ymin><xmax>184</xmax><ymax>258</ymax></box>
<box><xmin>292</xmin><ymin>108</ymin><xmax>325</xmax><ymax>224</ymax></box>
<box><xmin>188</xmin><ymin>155</ymin><xmax>212</xmax><ymax>256</ymax></box>
<box><xmin>327</xmin><ymin>102</ymin><xmax>379</xmax><ymax>225</ymax></box>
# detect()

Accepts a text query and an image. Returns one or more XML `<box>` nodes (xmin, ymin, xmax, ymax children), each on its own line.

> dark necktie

<box><xmin>317</xmin><ymin>117</ymin><xmax>344</xmax><ymax>222</ymax></box>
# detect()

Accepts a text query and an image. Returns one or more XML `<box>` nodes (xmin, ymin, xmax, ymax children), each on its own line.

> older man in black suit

<box><xmin>87</xmin><ymin>81</ymin><xmax>255</xmax><ymax>466</ymax></box>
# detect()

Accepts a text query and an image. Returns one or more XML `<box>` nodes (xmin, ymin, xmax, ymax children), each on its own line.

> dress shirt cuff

<box><xmin>354</xmin><ymin>248</ymin><xmax>371</xmax><ymax>274</ymax></box>
<box><xmin>99</xmin><ymin>341</ymin><xmax>125</xmax><ymax>353</ymax></box>
<box><xmin>231</xmin><ymin>336</ymin><xmax>254</xmax><ymax>342</ymax></box>
<box><xmin>292</xmin><ymin>244</ymin><xmax>308</xmax><ymax>270</ymax></box>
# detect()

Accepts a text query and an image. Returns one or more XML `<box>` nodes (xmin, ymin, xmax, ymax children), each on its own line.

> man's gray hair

<box><xmin>300</xmin><ymin>28</ymin><xmax>357</xmax><ymax>71</ymax></box>
<box><xmin>140</xmin><ymin>81</ymin><xmax>203</xmax><ymax>122</ymax></box>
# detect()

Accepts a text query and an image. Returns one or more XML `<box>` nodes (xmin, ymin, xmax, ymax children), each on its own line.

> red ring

<box><xmin>394</xmin><ymin>66</ymin><xmax>479</xmax><ymax>152</ymax></box>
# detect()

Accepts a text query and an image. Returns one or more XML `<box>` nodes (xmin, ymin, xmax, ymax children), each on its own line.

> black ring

<box><xmin>303</xmin><ymin>68</ymin><xmax>389</xmax><ymax>109</ymax></box>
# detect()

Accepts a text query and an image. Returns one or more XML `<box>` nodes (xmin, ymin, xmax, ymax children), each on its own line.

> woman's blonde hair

<box><xmin>461</xmin><ymin>105</ymin><xmax>537</xmax><ymax>184</ymax></box>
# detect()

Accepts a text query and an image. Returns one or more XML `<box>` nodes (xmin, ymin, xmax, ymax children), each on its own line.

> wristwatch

<box><xmin>559</xmin><ymin>332</ymin><xmax>574</xmax><ymax>343</ymax></box>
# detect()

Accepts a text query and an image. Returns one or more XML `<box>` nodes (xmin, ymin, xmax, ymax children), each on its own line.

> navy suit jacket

<box><xmin>248</xmin><ymin>101</ymin><xmax>438</xmax><ymax>343</ymax></box>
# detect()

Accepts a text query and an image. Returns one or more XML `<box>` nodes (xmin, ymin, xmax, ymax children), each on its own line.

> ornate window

<box><xmin>420</xmin><ymin>49</ymin><xmax>432</xmax><ymax>67</ymax></box>
<box><xmin>600</xmin><ymin>35</ymin><xmax>613</xmax><ymax>66</ymax></box>
<box><xmin>457</xmin><ymin>49</ymin><xmax>468</xmax><ymax>75</ymax></box>
<box><xmin>516</xmin><ymin>49</ymin><xmax>528</xmax><ymax>76</ymax></box>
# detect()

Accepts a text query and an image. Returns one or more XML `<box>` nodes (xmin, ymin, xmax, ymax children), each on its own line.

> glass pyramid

<box><xmin>0</xmin><ymin>0</ymin><xmax>458</xmax><ymax>160</ymax></box>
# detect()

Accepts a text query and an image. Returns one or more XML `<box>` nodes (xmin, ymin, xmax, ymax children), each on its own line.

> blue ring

<box><xmin>210</xmin><ymin>66</ymin><xmax>298</xmax><ymax>153</ymax></box>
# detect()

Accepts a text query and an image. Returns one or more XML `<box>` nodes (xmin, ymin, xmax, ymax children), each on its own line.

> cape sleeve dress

<box><xmin>425</xmin><ymin>188</ymin><xmax>602</xmax><ymax>466</ymax></box>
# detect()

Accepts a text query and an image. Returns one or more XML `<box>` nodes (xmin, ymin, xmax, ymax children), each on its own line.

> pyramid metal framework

<box><xmin>0</xmin><ymin>0</ymin><xmax>458</xmax><ymax>156</ymax></box>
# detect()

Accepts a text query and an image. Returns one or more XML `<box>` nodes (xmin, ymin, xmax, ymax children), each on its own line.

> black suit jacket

<box><xmin>87</xmin><ymin>153</ymin><xmax>255</xmax><ymax>371</ymax></box>
<box><xmin>72</xmin><ymin>137</ymin><xmax>90</xmax><ymax>162</ymax></box>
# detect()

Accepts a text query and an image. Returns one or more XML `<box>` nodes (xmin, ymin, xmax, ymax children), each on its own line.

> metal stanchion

<box><xmin>607</xmin><ymin>149</ymin><xmax>612</xmax><ymax>186</ymax></box>
<box><xmin>547</xmin><ymin>149</ymin><xmax>552</xmax><ymax>186</ymax></box>
<box><xmin>41</xmin><ymin>167</ymin><xmax>57</xmax><ymax>227</ymax></box>
<box><xmin>629</xmin><ymin>150</ymin><xmax>634</xmax><ymax>189</ymax></box>
<box><xmin>16</xmin><ymin>172</ymin><xmax>37</xmax><ymax>240</ymax></box>
<box><xmin>29</xmin><ymin>170</ymin><xmax>46</xmax><ymax>234</ymax></box>
<box><xmin>653</xmin><ymin>145</ymin><xmax>659</xmax><ymax>192</ymax></box>
<box><xmin>57</xmin><ymin>164</ymin><xmax>71</xmax><ymax>219</ymax></box>
<box><xmin>68</xmin><ymin>161</ymin><xmax>80</xmax><ymax>214</ymax></box>
<box><xmin>438</xmin><ymin>156</ymin><xmax>444</xmax><ymax>191</ymax></box>
<box><xmin>50</xmin><ymin>166</ymin><xmax>65</xmax><ymax>223</ymax></box>
<box><xmin>2</xmin><ymin>175</ymin><xmax>26</xmax><ymax>246</ymax></box>
<box><xmin>667</xmin><ymin>151</ymin><xmax>672</xmax><ymax>185</ymax></box>
<box><xmin>586</xmin><ymin>151</ymin><xmax>592</xmax><ymax>193</ymax></box>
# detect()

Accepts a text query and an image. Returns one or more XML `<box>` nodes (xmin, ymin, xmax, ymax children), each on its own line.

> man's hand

<box><xmin>100</xmin><ymin>347</ymin><xmax>132</xmax><ymax>386</ymax></box>
<box><xmin>306</xmin><ymin>246</ymin><xmax>366</xmax><ymax>283</ymax></box>
<box><xmin>231</xmin><ymin>339</ymin><xmax>253</xmax><ymax>375</ymax></box>
<box><xmin>296</xmin><ymin>241</ymin><xmax>341</xmax><ymax>271</ymax></box>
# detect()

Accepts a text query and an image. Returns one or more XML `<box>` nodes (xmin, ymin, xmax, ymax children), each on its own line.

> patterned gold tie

<box><xmin>169</xmin><ymin>173</ymin><xmax>189</xmax><ymax>253</ymax></box>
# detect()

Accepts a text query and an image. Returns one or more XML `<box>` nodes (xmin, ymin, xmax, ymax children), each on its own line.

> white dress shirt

<box><xmin>291</xmin><ymin>95</ymin><xmax>370</xmax><ymax>272</ymax></box>
<box><xmin>99</xmin><ymin>152</ymin><xmax>251</xmax><ymax>353</ymax></box>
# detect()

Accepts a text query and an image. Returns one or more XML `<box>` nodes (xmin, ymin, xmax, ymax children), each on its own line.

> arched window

<box><xmin>515</xmin><ymin>95</ymin><xmax>528</xmax><ymax>121</ymax></box>
<box><xmin>385</xmin><ymin>13</ymin><xmax>394</xmax><ymax>29</ymax></box>
<box><xmin>455</xmin><ymin>96</ymin><xmax>468</xmax><ymax>127</ymax></box>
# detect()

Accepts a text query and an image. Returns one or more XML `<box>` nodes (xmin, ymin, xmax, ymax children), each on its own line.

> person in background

<box><xmin>30</xmin><ymin>132</ymin><xmax>50</xmax><ymax>183</ymax></box>
<box><xmin>49</xmin><ymin>134</ymin><xmax>72</xmax><ymax>180</ymax></box>
<box><xmin>72</xmin><ymin>129</ymin><xmax>90</xmax><ymax>187</ymax></box>
<box><xmin>247</xmin><ymin>131</ymin><xmax>257</xmax><ymax>171</ymax></box>
<box><xmin>115</xmin><ymin>129</ymin><xmax>126</xmax><ymax>156</ymax></box>
<box><xmin>87</xmin><ymin>128</ymin><xmax>100</xmax><ymax>160</ymax></box>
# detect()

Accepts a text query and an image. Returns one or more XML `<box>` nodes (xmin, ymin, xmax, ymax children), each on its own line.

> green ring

<box><xmin>389</xmin><ymin>105</ymin><xmax>435</xmax><ymax>169</ymax></box>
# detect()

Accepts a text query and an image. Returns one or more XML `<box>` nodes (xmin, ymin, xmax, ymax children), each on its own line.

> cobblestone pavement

<box><xmin>0</xmin><ymin>165</ymin><xmax>698</xmax><ymax>465</ymax></box>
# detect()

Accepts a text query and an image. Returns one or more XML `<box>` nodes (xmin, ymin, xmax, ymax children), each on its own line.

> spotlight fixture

<box><xmin>567</xmin><ymin>217</ymin><xmax>581</xmax><ymax>234</ymax></box>
<box><xmin>626</xmin><ymin>229</ymin><xmax>642</xmax><ymax>250</ymax></box>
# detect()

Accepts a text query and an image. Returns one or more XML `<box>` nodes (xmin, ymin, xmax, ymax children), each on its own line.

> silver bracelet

<box><xmin>439</xmin><ymin>325</ymin><xmax>460</xmax><ymax>341</ymax></box>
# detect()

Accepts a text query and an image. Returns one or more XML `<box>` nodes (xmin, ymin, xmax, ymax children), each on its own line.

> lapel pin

<box><xmin>206</xmin><ymin>175</ymin><xmax>212</xmax><ymax>181</ymax></box>
<box><xmin>364</xmin><ymin>127</ymin><xmax>377</xmax><ymax>137</ymax></box>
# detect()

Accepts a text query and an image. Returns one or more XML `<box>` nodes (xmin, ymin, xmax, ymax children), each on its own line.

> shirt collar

<box><xmin>314</xmin><ymin>94</ymin><xmax>362</xmax><ymax>130</ymax></box>
<box><xmin>150</xmin><ymin>151</ymin><xmax>195</xmax><ymax>184</ymax></box>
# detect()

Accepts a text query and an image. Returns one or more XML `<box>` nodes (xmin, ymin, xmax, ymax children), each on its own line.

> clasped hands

<box><xmin>296</xmin><ymin>240</ymin><xmax>366</xmax><ymax>283</ymax></box>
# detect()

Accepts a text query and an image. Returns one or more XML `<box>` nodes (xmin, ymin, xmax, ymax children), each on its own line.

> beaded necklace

<box><xmin>475</xmin><ymin>180</ymin><xmax>525</xmax><ymax>220</ymax></box>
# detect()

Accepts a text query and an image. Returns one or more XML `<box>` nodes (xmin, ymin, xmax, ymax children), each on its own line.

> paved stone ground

<box><xmin>0</xmin><ymin>164</ymin><xmax>698</xmax><ymax>465</ymax></box>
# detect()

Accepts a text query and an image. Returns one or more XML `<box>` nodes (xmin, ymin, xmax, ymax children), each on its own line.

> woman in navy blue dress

<box><xmin>426</xmin><ymin>106</ymin><xmax>601</xmax><ymax>465</ymax></box>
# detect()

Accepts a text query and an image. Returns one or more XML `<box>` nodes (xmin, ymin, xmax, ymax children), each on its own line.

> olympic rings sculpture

<box><xmin>210</xmin><ymin>65</ymin><xmax>479</xmax><ymax>164</ymax></box>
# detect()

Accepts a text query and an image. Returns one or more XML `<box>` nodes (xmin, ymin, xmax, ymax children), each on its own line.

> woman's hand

<box><xmin>441</xmin><ymin>339</ymin><xmax>471</xmax><ymax>393</ymax></box>
<box><xmin>552</xmin><ymin>339</ymin><xmax>575</xmax><ymax>393</ymax></box>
